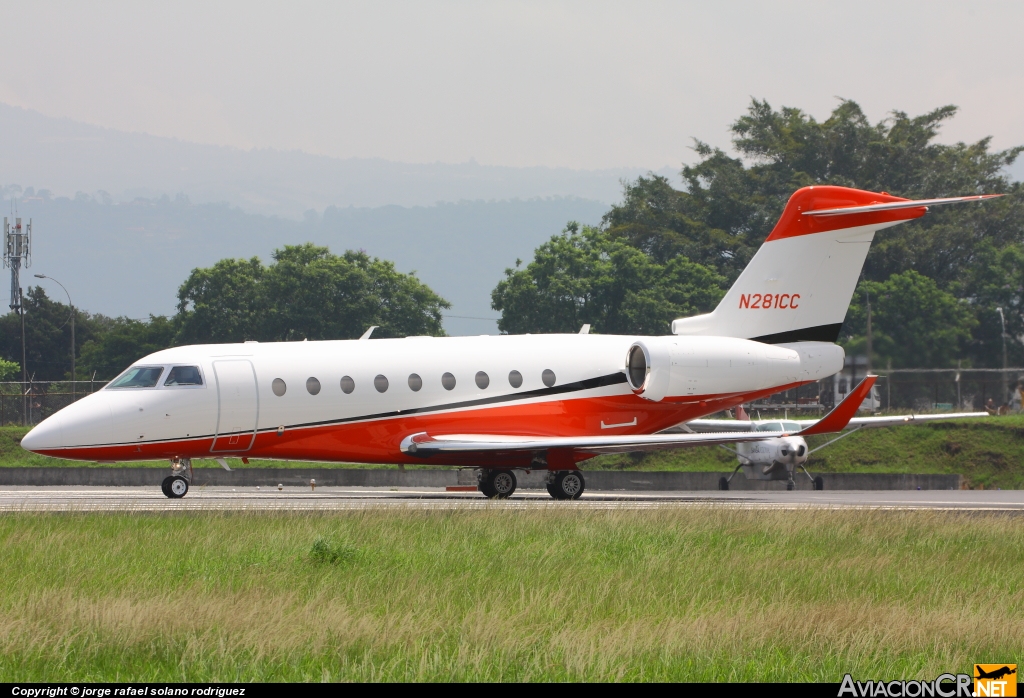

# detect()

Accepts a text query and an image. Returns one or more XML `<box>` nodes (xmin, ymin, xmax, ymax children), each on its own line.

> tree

<box><xmin>603</xmin><ymin>98</ymin><xmax>1023</xmax><ymax>366</ymax></box>
<box><xmin>842</xmin><ymin>271</ymin><xmax>977</xmax><ymax>369</ymax></box>
<box><xmin>606</xmin><ymin>99</ymin><xmax>1022</xmax><ymax>285</ymax></box>
<box><xmin>0</xmin><ymin>287</ymin><xmax>107</xmax><ymax>381</ymax></box>
<box><xmin>174</xmin><ymin>257</ymin><xmax>265</xmax><ymax>344</ymax></box>
<box><xmin>0</xmin><ymin>358</ymin><xmax>18</xmax><ymax>380</ymax></box>
<box><xmin>176</xmin><ymin>243</ymin><xmax>450</xmax><ymax>343</ymax></box>
<box><xmin>78</xmin><ymin>316</ymin><xmax>177</xmax><ymax>380</ymax></box>
<box><xmin>491</xmin><ymin>223</ymin><xmax>726</xmax><ymax>335</ymax></box>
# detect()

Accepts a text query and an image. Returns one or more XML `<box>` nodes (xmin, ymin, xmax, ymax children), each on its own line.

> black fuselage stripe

<box><xmin>750</xmin><ymin>324</ymin><xmax>843</xmax><ymax>344</ymax></box>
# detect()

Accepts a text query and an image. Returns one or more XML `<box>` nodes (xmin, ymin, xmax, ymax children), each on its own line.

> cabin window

<box><xmin>542</xmin><ymin>369</ymin><xmax>556</xmax><ymax>387</ymax></box>
<box><xmin>374</xmin><ymin>375</ymin><xmax>389</xmax><ymax>393</ymax></box>
<box><xmin>475</xmin><ymin>371</ymin><xmax>489</xmax><ymax>389</ymax></box>
<box><xmin>306</xmin><ymin>377</ymin><xmax>321</xmax><ymax>395</ymax></box>
<box><xmin>508</xmin><ymin>370</ymin><xmax>523</xmax><ymax>388</ymax></box>
<box><xmin>340</xmin><ymin>376</ymin><xmax>355</xmax><ymax>394</ymax></box>
<box><xmin>408</xmin><ymin>373</ymin><xmax>422</xmax><ymax>391</ymax></box>
<box><xmin>163</xmin><ymin>366</ymin><xmax>203</xmax><ymax>386</ymax></box>
<box><xmin>272</xmin><ymin>378</ymin><xmax>287</xmax><ymax>396</ymax></box>
<box><xmin>108</xmin><ymin>366</ymin><xmax>164</xmax><ymax>389</ymax></box>
<box><xmin>442</xmin><ymin>372</ymin><xmax>456</xmax><ymax>390</ymax></box>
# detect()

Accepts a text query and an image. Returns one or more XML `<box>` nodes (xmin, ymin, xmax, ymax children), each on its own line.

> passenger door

<box><xmin>211</xmin><ymin>360</ymin><xmax>258</xmax><ymax>452</ymax></box>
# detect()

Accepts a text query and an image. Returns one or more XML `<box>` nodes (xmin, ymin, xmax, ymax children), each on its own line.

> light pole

<box><xmin>34</xmin><ymin>274</ymin><xmax>76</xmax><ymax>401</ymax></box>
<box><xmin>997</xmin><ymin>307</ymin><xmax>1008</xmax><ymax>406</ymax></box>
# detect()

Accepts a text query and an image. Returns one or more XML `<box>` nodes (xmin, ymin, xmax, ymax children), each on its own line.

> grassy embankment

<box><xmin>4</xmin><ymin>415</ymin><xmax>1023</xmax><ymax>487</ymax></box>
<box><xmin>0</xmin><ymin>509</ymin><xmax>1020</xmax><ymax>681</ymax></box>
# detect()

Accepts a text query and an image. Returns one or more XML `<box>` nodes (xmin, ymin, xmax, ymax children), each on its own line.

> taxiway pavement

<box><xmin>0</xmin><ymin>486</ymin><xmax>1021</xmax><ymax>511</ymax></box>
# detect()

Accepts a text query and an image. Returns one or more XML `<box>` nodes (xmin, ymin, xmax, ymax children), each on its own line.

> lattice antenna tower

<box><xmin>3</xmin><ymin>205</ymin><xmax>32</xmax><ymax>312</ymax></box>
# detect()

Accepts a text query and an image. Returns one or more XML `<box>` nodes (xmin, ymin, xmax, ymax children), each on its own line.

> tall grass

<box><xmin>0</xmin><ymin>508</ymin><xmax>1021</xmax><ymax>681</ymax></box>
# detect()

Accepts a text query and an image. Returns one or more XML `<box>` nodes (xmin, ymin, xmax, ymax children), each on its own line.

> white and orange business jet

<box><xmin>21</xmin><ymin>186</ymin><xmax>999</xmax><ymax>499</ymax></box>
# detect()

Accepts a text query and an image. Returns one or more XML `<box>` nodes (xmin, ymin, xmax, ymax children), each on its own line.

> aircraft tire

<box><xmin>718</xmin><ymin>477</ymin><xmax>729</xmax><ymax>491</ymax></box>
<box><xmin>478</xmin><ymin>469</ymin><xmax>517</xmax><ymax>498</ymax></box>
<box><xmin>161</xmin><ymin>476</ymin><xmax>173</xmax><ymax>498</ymax></box>
<box><xmin>548</xmin><ymin>470</ymin><xmax>584</xmax><ymax>500</ymax></box>
<box><xmin>813</xmin><ymin>476</ymin><xmax>824</xmax><ymax>491</ymax></box>
<box><xmin>786</xmin><ymin>480</ymin><xmax>795</xmax><ymax>491</ymax></box>
<box><xmin>167</xmin><ymin>475</ymin><xmax>189</xmax><ymax>499</ymax></box>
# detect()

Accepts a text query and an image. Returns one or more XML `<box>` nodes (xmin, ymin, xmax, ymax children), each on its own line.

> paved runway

<box><xmin>0</xmin><ymin>486</ymin><xmax>1021</xmax><ymax>511</ymax></box>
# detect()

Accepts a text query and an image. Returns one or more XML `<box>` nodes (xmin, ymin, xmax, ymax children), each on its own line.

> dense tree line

<box><xmin>494</xmin><ymin>99</ymin><xmax>1024</xmax><ymax>369</ymax></box>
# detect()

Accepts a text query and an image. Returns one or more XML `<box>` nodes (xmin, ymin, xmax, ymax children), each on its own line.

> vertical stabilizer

<box><xmin>670</xmin><ymin>186</ymin><xmax>996</xmax><ymax>343</ymax></box>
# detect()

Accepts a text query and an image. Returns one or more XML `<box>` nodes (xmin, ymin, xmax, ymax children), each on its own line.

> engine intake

<box><xmin>625</xmin><ymin>341</ymin><xmax>671</xmax><ymax>401</ymax></box>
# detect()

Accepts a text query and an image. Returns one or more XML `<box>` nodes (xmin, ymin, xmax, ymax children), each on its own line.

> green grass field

<box><xmin>0</xmin><ymin>509</ymin><xmax>1020</xmax><ymax>681</ymax></box>
<box><xmin>4</xmin><ymin>414</ymin><xmax>1024</xmax><ymax>488</ymax></box>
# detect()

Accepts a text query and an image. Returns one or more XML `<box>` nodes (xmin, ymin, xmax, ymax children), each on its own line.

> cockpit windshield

<box><xmin>164</xmin><ymin>366</ymin><xmax>204</xmax><ymax>386</ymax></box>
<box><xmin>108</xmin><ymin>366</ymin><xmax>164</xmax><ymax>389</ymax></box>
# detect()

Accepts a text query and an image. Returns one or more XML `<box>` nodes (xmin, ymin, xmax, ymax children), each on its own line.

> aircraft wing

<box><xmin>845</xmin><ymin>412</ymin><xmax>988</xmax><ymax>427</ymax></box>
<box><xmin>673</xmin><ymin>419</ymin><xmax>755</xmax><ymax>432</ymax></box>
<box><xmin>751</xmin><ymin>411</ymin><xmax>989</xmax><ymax>432</ymax></box>
<box><xmin>402</xmin><ymin>377</ymin><xmax>876</xmax><ymax>457</ymax></box>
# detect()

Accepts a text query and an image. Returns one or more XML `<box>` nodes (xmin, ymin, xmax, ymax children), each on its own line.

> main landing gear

<box><xmin>474</xmin><ymin>468</ymin><xmax>586</xmax><ymax>500</ymax></box>
<box><xmin>547</xmin><ymin>470</ymin><xmax>585</xmax><ymax>500</ymax></box>
<box><xmin>162</xmin><ymin>458</ymin><xmax>192</xmax><ymax>498</ymax></box>
<box><xmin>478</xmin><ymin>468</ymin><xmax>518</xmax><ymax>498</ymax></box>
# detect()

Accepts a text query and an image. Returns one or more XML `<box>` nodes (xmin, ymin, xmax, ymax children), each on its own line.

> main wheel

<box><xmin>548</xmin><ymin>470</ymin><xmax>585</xmax><ymax>500</ymax></box>
<box><xmin>718</xmin><ymin>476</ymin><xmax>729</xmax><ymax>491</ymax></box>
<box><xmin>479</xmin><ymin>469</ymin><xmax>517</xmax><ymax>498</ymax></box>
<box><xmin>813</xmin><ymin>476</ymin><xmax>824</xmax><ymax>491</ymax></box>
<box><xmin>167</xmin><ymin>475</ymin><xmax>189</xmax><ymax>499</ymax></box>
<box><xmin>161</xmin><ymin>476</ymin><xmax>173</xmax><ymax>498</ymax></box>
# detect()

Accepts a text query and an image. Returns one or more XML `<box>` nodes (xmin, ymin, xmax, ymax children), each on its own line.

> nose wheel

<box><xmin>162</xmin><ymin>475</ymin><xmax>189</xmax><ymax>498</ymax></box>
<box><xmin>162</xmin><ymin>458</ymin><xmax>192</xmax><ymax>498</ymax></box>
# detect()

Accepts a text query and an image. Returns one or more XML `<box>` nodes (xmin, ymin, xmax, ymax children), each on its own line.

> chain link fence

<box><xmin>0</xmin><ymin>380</ymin><xmax>106</xmax><ymax>427</ymax></box>
<box><xmin>752</xmin><ymin>369</ymin><xmax>1024</xmax><ymax>414</ymax></box>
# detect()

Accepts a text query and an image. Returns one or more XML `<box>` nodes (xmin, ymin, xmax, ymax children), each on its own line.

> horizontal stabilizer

<box><xmin>804</xmin><ymin>194</ymin><xmax>1002</xmax><ymax>217</ymax></box>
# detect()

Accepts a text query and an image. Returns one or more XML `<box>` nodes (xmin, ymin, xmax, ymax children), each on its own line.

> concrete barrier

<box><xmin>0</xmin><ymin>467</ymin><xmax>961</xmax><ymax>490</ymax></box>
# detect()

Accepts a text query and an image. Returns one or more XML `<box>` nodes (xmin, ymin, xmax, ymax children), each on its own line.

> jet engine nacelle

<box><xmin>625</xmin><ymin>336</ymin><xmax>843</xmax><ymax>402</ymax></box>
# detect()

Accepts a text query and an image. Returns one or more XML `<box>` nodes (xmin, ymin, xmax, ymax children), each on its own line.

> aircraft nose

<box><xmin>21</xmin><ymin>414</ymin><xmax>64</xmax><ymax>452</ymax></box>
<box><xmin>780</xmin><ymin>437</ymin><xmax>806</xmax><ymax>462</ymax></box>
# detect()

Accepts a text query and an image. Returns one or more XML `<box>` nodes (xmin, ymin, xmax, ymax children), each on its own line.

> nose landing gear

<box><xmin>162</xmin><ymin>458</ymin><xmax>192</xmax><ymax>498</ymax></box>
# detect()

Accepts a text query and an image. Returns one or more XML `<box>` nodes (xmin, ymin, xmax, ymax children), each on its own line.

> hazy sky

<box><xmin>1</xmin><ymin>1</ymin><xmax>1022</xmax><ymax>170</ymax></box>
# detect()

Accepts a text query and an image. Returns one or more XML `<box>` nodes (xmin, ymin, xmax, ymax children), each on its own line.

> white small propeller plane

<box><xmin>20</xmin><ymin>186</ymin><xmax>999</xmax><ymax>499</ymax></box>
<box><xmin>678</xmin><ymin>404</ymin><xmax>987</xmax><ymax>491</ymax></box>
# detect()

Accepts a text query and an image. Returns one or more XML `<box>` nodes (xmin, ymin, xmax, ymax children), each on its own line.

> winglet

<box><xmin>797</xmin><ymin>376</ymin><xmax>877</xmax><ymax>436</ymax></box>
<box><xmin>359</xmin><ymin>326</ymin><xmax>378</xmax><ymax>340</ymax></box>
